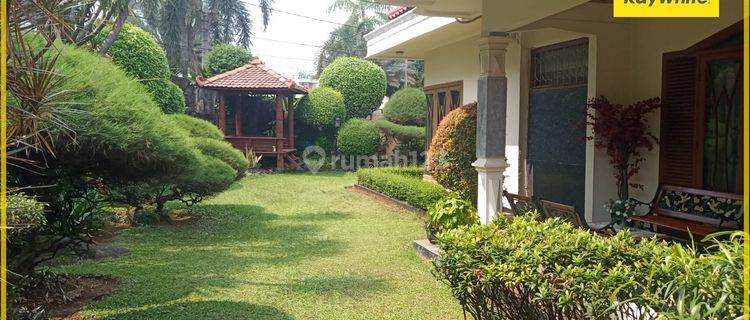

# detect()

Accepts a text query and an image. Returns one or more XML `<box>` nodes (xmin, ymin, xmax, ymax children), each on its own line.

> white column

<box><xmin>473</xmin><ymin>34</ymin><xmax>511</xmax><ymax>224</ymax></box>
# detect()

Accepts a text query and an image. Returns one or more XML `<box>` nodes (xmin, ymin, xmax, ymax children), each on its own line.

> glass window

<box><xmin>703</xmin><ymin>58</ymin><xmax>742</xmax><ymax>193</ymax></box>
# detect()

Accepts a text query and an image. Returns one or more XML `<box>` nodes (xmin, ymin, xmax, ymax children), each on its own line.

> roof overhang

<box><xmin>365</xmin><ymin>10</ymin><xmax>481</xmax><ymax>59</ymax></box>
<box><xmin>372</xmin><ymin>0</ymin><xmax>481</xmax><ymax>18</ymax></box>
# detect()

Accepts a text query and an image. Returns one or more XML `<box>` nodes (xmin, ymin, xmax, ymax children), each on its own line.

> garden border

<box><xmin>346</xmin><ymin>184</ymin><xmax>426</xmax><ymax>216</ymax></box>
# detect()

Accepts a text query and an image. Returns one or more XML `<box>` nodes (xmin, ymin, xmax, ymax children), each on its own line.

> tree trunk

<box><xmin>617</xmin><ymin>162</ymin><xmax>629</xmax><ymax>200</ymax></box>
<box><xmin>98</xmin><ymin>4</ymin><xmax>130</xmax><ymax>55</ymax></box>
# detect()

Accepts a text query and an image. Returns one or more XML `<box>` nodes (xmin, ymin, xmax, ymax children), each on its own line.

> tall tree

<box><xmin>129</xmin><ymin>0</ymin><xmax>273</xmax><ymax>77</ymax></box>
<box><xmin>318</xmin><ymin>2</ymin><xmax>423</xmax><ymax>92</ymax></box>
<box><xmin>316</xmin><ymin>0</ymin><xmax>387</xmax><ymax>75</ymax></box>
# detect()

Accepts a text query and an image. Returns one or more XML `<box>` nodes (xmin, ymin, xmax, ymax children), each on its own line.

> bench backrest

<box><xmin>652</xmin><ymin>184</ymin><xmax>743</xmax><ymax>228</ymax></box>
<box><xmin>503</xmin><ymin>191</ymin><xmax>540</xmax><ymax>217</ymax></box>
<box><xmin>539</xmin><ymin>200</ymin><xmax>587</xmax><ymax>229</ymax></box>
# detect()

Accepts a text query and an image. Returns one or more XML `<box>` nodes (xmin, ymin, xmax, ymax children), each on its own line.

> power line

<box><xmin>252</xmin><ymin>53</ymin><xmax>316</xmax><ymax>62</ymax></box>
<box><xmin>243</xmin><ymin>1</ymin><xmax>358</xmax><ymax>28</ymax></box>
<box><xmin>253</xmin><ymin>36</ymin><xmax>323</xmax><ymax>48</ymax></box>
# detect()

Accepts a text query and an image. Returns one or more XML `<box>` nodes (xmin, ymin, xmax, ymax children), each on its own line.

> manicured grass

<box><xmin>58</xmin><ymin>172</ymin><xmax>462</xmax><ymax>319</ymax></box>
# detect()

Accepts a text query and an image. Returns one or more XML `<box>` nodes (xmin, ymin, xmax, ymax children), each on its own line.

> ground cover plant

<box><xmin>434</xmin><ymin>215</ymin><xmax>743</xmax><ymax>320</ymax></box>
<box><xmin>55</xmin><ymin>173</ymin><xmax>463</xmax><ymax>319</ymax></box>
<box><xmin>357</xmin><ymin>167</ymin><xmax>447</xmax><ymax>210</ymax></box>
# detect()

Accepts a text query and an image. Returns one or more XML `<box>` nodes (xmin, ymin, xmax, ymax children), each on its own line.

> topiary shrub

<box><xmin>383</xmin><ymin>87</ymin><xmax>427</xmax><ymax>125</ymax></box>
<box><xmin>145</xmin><ymin>79</ymin><xmax>186</xmax><ymax>114</ymax></box>
<box><xmin>193</xmin><ymin>137</ymin><xmax>249</xmax><ymax>174</ymax></box>
<box><xmin>434</xmin><ymin>216</ymin><xmax>743</xmax><ymax>320</ymax></box>
<box><xmin>9</xmin><ymin>42</ymin><xmax>218</xmax><ymax>278</ymax></box>
<box><xmin>169</xmin><ymin>114</ymin><xmax>224</xmax><ymax>140</ymax></box>
<box><xmin>427</xmin><ymin>103</ymin><xmax>477</xmax><ymax>202</ymax></box>
<box><xmin>93</xmin><ymin>23</ymin><xmax>171</xmax><ymax>80</ymax></box>
<box><xmin>93</xmin><ymin>23</ymin><xmax>186</xmax><ymax>114</ymax></box>
<box><xmin>53</xmin><ymin>43</ymin><xmax>198</xmax><ymax>181</ymax></box>
<box><xmin>318</xmin><ymin>57</ymin><xmax>387</xmax><ymax>119</ymax></box>
<box><xmin>372</xmin><ymin>119</ymin><xmax>426</xmax><ymax>156</ymax></box>
<box><xmin>204</xmin><ymin>43</ymin><xmax>253</xmax><ymax>76</ymax></box>
<box><xmin>356</xmin><ymin>167</ymin><xmax>448</xmax><ymax>210</ymax></box>
<box><xmin>298</xmin><ymin>87</ymin><xmax>346</xmax><ymax>127</ymax></box>
<box><xmin>337</xmin><ymin>119</ymin><xmax>381</xmax><ymax>156</ymax></box>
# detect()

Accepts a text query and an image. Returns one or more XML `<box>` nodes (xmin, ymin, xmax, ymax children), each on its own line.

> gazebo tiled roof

<box><xmin>196</xmin><ymin>59</ymin><xmax>307</xmax><ymax>93</ymax></box>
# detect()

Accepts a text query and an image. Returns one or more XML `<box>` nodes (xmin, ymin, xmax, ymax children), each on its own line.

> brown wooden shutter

<box><xmin>659</xmin><ymin>54</ymin><xmax>700</xmax><ymax>187</ymax></box>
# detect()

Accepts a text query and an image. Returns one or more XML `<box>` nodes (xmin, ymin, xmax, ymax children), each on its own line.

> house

<box><xmin>365</xmin><ymin>1</ymin><xmax>744</xmax><ymax>224</ymax></box>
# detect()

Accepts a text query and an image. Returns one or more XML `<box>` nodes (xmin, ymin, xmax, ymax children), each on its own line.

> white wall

<box><xmin>424</xmin><ymin>36</ymin><xmax>480</xmax><ymax>103</ymax></box>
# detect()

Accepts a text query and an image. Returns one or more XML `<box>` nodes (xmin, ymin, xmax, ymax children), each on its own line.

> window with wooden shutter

<box><xmin>659</xmin><ymin>55</ymin><xmax>699</xmax><ymax>187</ymax></box>
<box><xmin>424</xmin><ymin>81</ymin><xmax>463</xmax><ymax>146</ymax></box>
<box><xmin>658</xmin><ymin>21</ymin><xmax>744</xmax><ymax>193</ymax></box>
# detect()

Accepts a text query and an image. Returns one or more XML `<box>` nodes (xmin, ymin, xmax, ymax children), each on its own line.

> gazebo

<box><xmin>197</xmin><ymin>59</ymin><xmax>307</xmax><ymax>169</ymax></box>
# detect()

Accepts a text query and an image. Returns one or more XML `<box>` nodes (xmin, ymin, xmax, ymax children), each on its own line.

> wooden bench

<box><xmin>503</xmin><ymin>191</ymin><xmax>610</xmax><ymax>235</ymax></box>
<box><xmin>630</xmin><ymin>185</ymin><xmax>743</xmax><ymax>239</ymax></box>
<box><xmin>502</xmin><ymin>191</ymin><xmax>540</xmax><ymax>217</ymax></box>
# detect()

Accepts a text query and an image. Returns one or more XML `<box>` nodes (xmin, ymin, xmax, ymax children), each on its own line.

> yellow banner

<box><xmin>614</xmin><ymin>0</ymin><xmax>720</xmax><ymax>17</ymax></box>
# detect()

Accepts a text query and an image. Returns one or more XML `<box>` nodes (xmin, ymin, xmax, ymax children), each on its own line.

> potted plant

<box><xmin>587</xmin><ymin>96</ymin><xmax>659</xmax><ymax>225</ymax></box>
<box><xmin>426</xmin><ymin>193</ymin><xmax>478</xmax><ymax>243</ymax></box>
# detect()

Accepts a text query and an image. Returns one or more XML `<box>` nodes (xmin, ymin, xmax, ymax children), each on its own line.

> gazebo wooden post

<box><xmin>287</xmin><ymin>95</ymin><xmax>295</xmax><ymax>149</ymax></box>
<box><xmin>217</xmin><ymin>92</ymin><xmax>227</xmax><ymax>134</ymax></box>
<box><xmin>275</xmin><ymin>93</ymin><xmax>284</xmax><ymax>169</ymax></box>
<box><xmin>234</xmin><ymin>95</ymin><xmax>243</xmax><ymax>136</ymax></box>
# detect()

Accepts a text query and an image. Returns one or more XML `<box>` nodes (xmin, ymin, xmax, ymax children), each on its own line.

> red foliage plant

<box><xmin>586</xmin><ymin>96</ymin><xmax>660</xmax><ymax>199</ymax></box>
<box><xmin>427</xmin><ymin>103</ymin><xmax>477</xmax><ymax>203</ymax></box>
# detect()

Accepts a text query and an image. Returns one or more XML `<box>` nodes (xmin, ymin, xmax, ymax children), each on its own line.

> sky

<box><xmin>247</xmin><ymin>0</ymin><xmax>352</xmax><ymax>80</ymax></box>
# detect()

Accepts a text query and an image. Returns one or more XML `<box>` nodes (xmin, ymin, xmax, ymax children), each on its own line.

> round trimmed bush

<box><xmin>318</xmin><ymin>57</ymin><xmax>387</xmax><ymax>119</ymax></box>
<box><xmin>204</xmin><ymin>43</ymin><xmax>253</xmax><ymax>76</ymax></box>
<box><xmin>169</xmin><ymin>114</ymin><xmax>224</xmax><ymax>140</ymax></box>
<box><xmin>193</xmin><ymin>137</ymin><xmax>249</xmax><ymax>174</ymax></box>
<box><xmin>427</xmin><ymin>103</ymin><xmax>477</xmax><ymax>202</ymax></box>
<box><xmin>94</xmin><ymin>23</ymin><xmax>171</xmax><ymax>80</ymax></box>
<box><xmin>298</xmin><ymin>87</ymin><xmax>346</xmax><ymax>127</ymax></box>
<box><xmin>383</xmin><ymin>88</ymin><xmax>427</xmax><ymax>125</ymax></box>
<box><xmin>336</xmin><ymin>119</ymin><xmax>381</xmax><ymax>156</ymax></box>
<box><xmin>145</xmin><ymin>79</ymin><xmax>186</xmax><ymax>114</ymax></box>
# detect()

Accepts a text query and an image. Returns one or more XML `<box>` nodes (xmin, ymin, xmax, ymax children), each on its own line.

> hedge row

<box><xmin>356</xmin><ymin>167</ymin><xmax>447</xmax><ymax>210</ymax></box>
<box><xmin>434</xmin><ymin>215</ymin><xmax>742</xmax><ymax>320</ymax></box>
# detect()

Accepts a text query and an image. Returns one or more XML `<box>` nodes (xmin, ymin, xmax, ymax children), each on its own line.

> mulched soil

<box><xmin>24</xmin><ymin>275</ymin><xmax>120</xmax><ymax>320</ymax></box>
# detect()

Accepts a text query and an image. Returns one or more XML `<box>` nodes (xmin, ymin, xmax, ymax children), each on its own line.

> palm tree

<box><xmin>317</xmin><ymin>3</ymin><xmax>424</xmax><ymax>92</ymax></box>
<box><xmin>315</xmin><ymin>1</ymin><xmax>387</xmax><ymax>75</ymax></box>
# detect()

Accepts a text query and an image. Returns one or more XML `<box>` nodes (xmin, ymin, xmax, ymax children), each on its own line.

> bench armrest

<box><xmin>627</xmin><ymin>198</ymin><xmax>653</xmax><ymax>217</ymax></box>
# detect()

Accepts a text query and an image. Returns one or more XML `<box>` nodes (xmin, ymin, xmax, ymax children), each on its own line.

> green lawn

<box><xmin>59</xmin><ymin>172</ymin><xmax>462</xmax><ymax>319</ymax></box>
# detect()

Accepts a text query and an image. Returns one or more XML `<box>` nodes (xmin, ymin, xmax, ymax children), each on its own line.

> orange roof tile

<box><xmin>196</xmin><ymin>59</ymin><xmax>307</xmax><ymax>93</ymax></box>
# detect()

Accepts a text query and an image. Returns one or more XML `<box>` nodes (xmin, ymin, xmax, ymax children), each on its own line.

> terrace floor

<box><xmin>58</xmin><ymin>172</ymin><xmax>462</xmax><ymax>319</ymax></box>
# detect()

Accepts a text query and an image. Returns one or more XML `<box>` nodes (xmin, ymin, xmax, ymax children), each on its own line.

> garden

<box><xmin>4</xmin><ymin>0</ymin><xmax>744</xmax><ymax>319</ymax></box>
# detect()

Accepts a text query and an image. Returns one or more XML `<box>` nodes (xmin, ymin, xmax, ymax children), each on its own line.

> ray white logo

<box><xmin>615</xmin><ymin>0</ymin><xmax>719</xmax><ymax>17</ymax></box>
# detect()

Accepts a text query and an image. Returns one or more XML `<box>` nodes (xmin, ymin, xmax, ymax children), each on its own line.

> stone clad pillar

<box><xmin>474</xmin><ymin>34</ymin><xmax>511</xmax><ymax>224</ymax></box>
